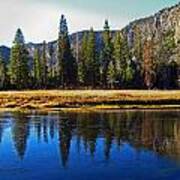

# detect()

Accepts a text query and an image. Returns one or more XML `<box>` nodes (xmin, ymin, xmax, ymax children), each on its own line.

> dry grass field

<box><xmin>0</xmin><ymin>90</ymin><xmax>179</xmax><ymax>110</ymax></box>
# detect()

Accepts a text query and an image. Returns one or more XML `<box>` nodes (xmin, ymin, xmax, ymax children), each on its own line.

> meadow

<box><xmin>0</xmin><ymin>90</ymin><xmax>179</xmax><ymax>110</ymax></box>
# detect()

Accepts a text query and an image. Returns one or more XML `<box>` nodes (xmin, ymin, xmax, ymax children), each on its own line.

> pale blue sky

<box><xmin>0</xmin><ymin>0</ymin><xmax>179</xmax><ymax>46</ymax></box>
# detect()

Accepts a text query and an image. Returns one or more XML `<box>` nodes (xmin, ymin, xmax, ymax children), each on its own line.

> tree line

<box><xmin>0</xmin><ymin>15</ymin><xmax>179</xmax><ymax>90</ymax></box>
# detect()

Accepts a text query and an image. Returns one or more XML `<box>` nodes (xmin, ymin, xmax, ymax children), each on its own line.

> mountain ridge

<box><xmin>0</xmin><ymin>2</ymin><xmax>179</xmax><ymax>64</ymax></box>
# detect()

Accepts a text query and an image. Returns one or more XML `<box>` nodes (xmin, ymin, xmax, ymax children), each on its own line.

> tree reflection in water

<box><xmin>0</xmin><ymin>110</ymin><xmax>179</xmax><ymax>167</ymax></box>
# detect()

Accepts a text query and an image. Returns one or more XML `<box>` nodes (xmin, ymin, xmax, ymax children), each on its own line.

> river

<box><xmin>0</xmin><ymin>110</ymin><xmax>179</xmax><ymax>180</ymax></box>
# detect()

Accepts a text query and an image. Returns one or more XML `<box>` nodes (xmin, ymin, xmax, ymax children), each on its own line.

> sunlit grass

<box><xmin>0</xmin><ymin>90</ymin><xmax>179</xmax><ymax>110</ymax></box>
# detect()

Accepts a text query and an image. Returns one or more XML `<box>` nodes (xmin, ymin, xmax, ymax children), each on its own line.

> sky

<box><xmin>0</xmin><ymin>0</ymin><xmax>179</xmax><ymax>46</ymax></box>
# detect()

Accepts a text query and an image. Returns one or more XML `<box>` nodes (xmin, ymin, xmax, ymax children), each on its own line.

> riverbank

<box><xmin>0</xmin><ymin>90</ymin><xmax>179</xmax><ymax>111</ymax></box>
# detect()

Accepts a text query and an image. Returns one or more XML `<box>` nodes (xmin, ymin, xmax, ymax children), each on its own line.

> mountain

<box><xmin>124</xmin><ymin>3</ymin><xmax>180</xmax><ymax>63</ymax></box>
<box><xmin>0</xmin><ymin>46</ymin><xmax>10</xmax><ymax>63</ymax></box>
<box><xmin>125</xmin><ymin>3</ymin><xmax>179</xmax><ymax>41</ymax></box>
<box><xmin>0</xmin><ymin>3</ymin><xmax>179</xmax><ymax>65</ymax></box>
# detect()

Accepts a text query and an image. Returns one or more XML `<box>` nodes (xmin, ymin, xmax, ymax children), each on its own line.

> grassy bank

<box><xmin>0</xmin><ymin>90</ymin><xmax>179</xmax><ymax>111</ymax></box>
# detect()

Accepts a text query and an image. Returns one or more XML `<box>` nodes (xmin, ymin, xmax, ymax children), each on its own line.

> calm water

<box><xmin>0</xmin><ymin>110</ymin><xmax>180</xmax><ymax>180</ymax></box>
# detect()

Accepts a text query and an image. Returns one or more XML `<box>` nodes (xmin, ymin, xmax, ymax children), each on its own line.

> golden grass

<box><xmin>0</xmin><ymin>90</ymin><xmax>179</xmax><ymax>110</ymax></box>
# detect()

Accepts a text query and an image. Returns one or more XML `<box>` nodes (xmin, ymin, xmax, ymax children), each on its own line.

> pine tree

<box><xmin>113</xmin><ymin>32</ymin><xmax>132</xmax><ymax>88</ymax></box>
<box><xmin>33</xmin><ymin>48</ymin><xmax>42</xmax><ymax>88</ymax></box>
<box><xmin>86</xmin><ymin>28</ymin><xmax>100</xmax><ymax>87</ymax></box>
<box><xmin>157</xmin><ymin>30</ymin><xmax>177</xmax><ymax>89</ymax></box>
<box><xmin>14</xmin><ymin>29</ymin><xmax>25</xmax><ymax>44</ymax></box>
<box><xmin>125</xmin><ymin>60</ymin><xmax>135</xmax><ymax>88</ymax></box>
<box><xmin>101</xmin><ymin>20</ymin><xmax>113</xmax><ymax>88</ymax></box>
<box><xmin>78</xmin><ymin>32</ymin><xmax>88</xmax><ymax>85</ymax></box>
<box><xmin>168</xmin><ymin>60</ymin><xmax>178</xmax><ymax>89</ymax></box>
<box><xmin>107</xmin><ymin>61</ymin><xmax>116</xmax><ymax>88</ymax></box>
<box><xmin>113</xmin><ymin>32</ymin><xmax>131</xmax><ymax>88</ymax></box>
<box><xmin>113</xmin><ymin>32</ymin><xmax>122</xmax><ymax>86</ymax></box>
<box><xmin>57</xmin><ymin>15</ymin><xmax>77</xmax><ymax>88</ymax></box>
<box><xmin>0</xmin><ymin>54</ymin><xmax>6</xmax><ymax>89</ymax></box>
<box><xmin>48</xmin><ymin>43</ymin><xmax>55</xmax><ymax>85</ymax></box>
<box><xmin>8</xmin><ymin>29</ymin><xmax>29</xmax><ymax>89</ymax></box>
<box><xmin>41</xmin><ymin>41</ymin><xmax>48</xmax><ymax>88</ymax></box>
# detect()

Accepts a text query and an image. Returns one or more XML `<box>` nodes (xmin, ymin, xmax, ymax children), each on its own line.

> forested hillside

<box><xmin>0</xmin><ymin>3</ymin><xmax>179</xmax><ymax>90</ymax></box>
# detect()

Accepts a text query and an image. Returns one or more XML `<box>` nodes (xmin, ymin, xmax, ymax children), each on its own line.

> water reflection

<box><xmin>11</xmin><ymin>114</ymin><xmax>29</xmax><ymax>159</ymax></box>
<box><xmin>0</xmin><ymin>110</ymin><xmax>180</xmax><ymax>167</ymax></box>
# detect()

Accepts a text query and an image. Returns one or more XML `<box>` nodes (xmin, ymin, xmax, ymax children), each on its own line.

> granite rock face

<box><xmin>125</xmin><ymin>3</ymin><xmax>180</xmax><ymax>52</ymax></box>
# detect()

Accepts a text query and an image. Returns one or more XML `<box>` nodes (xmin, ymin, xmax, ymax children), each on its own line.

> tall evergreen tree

<box><xmin>0</xmin><ymin>54</ymin><xmax>7</xmax><ymax>89</ymax></box>
<box><xmin>157</xmin><ymin>30</ymin><xmax>177</xmax><ymax>89</ymax></box>
<box><xmin>107</xmin><ymin>61</ymin><xmax>116</xmax><ymax>88</ymax></box>
<box><xmin>86</xmin><ymin>28</ymin><xmax>100</xmax><ymax>87</ymax></box>
<box><xmin>125</xmin><ymin>60</ymin><xmax>136</xmax><ymax>88</ymax></box>
<box><xmin>113</xmin><ymin>32</ymin><xmax>135</xmax><ymax>88</ymax></box>
<box><xmin>8</xmin><ymin>29</ymin><xmax>29</xmax><ymax>89</ymax></box>
<box><xmin>113</xmin><ymin>32</ymin><xmax>122</xmax><ymax>87</ymax></box>
<box><xmin>78</xmin><ymin>32</ymin><xmax>88</xmax><ymax>85</ymax></box>
<box><xmin>41</xmin><ymin>41</ymin><xmax>48</xmax><ymax>88</ymax></box>
<box><xmin>57</xmin><ymin>15</ymin><xmax>77</xmax><ymax>88</ymax></box>
<box><xmin>168</xmin><ymin>60</ymin><xmax>178</xmax><ymax>89</ymax></box>
<box><xmin>113</xmin><ymin>32</ymin><xmax>131</xmax><ymax>88</ymax></box>
<box><xmin>48</xmin><ymin>43</ymin><xmax>55</xmax><ymax>84</ymax></box>
<box><xmin>101</xmin><ymin>20</ymin><xmax>113</xmax><ymax>88</ymax></box>
<box><xmin>33</xmin><ymin>48</ymin><xmax>42</xmax><ymax>88</ymax></box>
